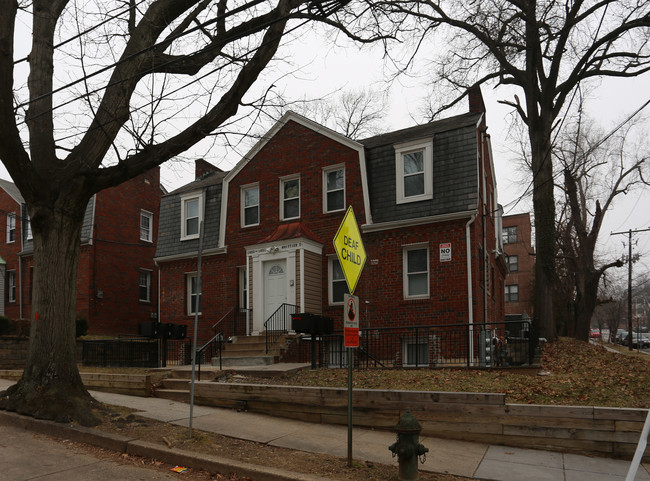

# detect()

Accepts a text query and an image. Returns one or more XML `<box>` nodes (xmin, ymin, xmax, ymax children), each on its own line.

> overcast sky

<box><xmin>4</xmin><ymin>11</ymin><xmax>650</xmax><ymax>286</ymax></box>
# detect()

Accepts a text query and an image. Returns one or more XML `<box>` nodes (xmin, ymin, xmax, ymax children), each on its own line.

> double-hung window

<box><xmin>241</xmin><ymin>184</ymin><xmax>259</xmax><ymax>227</ymax></box>
<box><xmin>506</xmin><ymin>255</ymin><xmax>519</xmax><ymax>272</ymax></box>
<box><xmin>139</xmin><ymin>270</ymin><xmax>151</xmax><ymax>302</ymax></box>
<box><xmin>6</xmin><ymin>213</ymin><xmax>15</xmax><ymax>243</ymax></box>
<box><xmin>140</xmin><ymin>210</ymin><xmax>153</xmax><ymax>242</ymax></box>
<box><xmin>180</xmin><ymin>193</ymin><xmax>203</xmax><ymax>240</ymax></box>
<box><xmin>323</xmin><ymin>166</ymin><xmax>345</xmax><ymax>213</ymax></box>
<box><xmin>329</xmin><ymin>257</ymin><xmax>350</xmax><ymax>305</ymax></box>
<box><xmin>395</xmin><ymin>140</ymin><xmax>433</xmax><ymax>204</ymax></box>
<box><xmin>403</xmin><ymin>244</ymin><xmax>429</xmax><ymax>298</ymax></box>
<box><xmin>8</xmin><ymin>270</ymin><xmax>16</xmax><ymax>303</ymax></box>
<box><xmin>505</xmin><ymin>284</ymin><xmax>519</xmax><ymax>302</ymax></box>
<box><xmin>502</xmin><ymin>226</ymin><xmax>517</xmax><ymax>244</ymax></box>
<box><xmin>280</xmin><ymin>176</ymin><xmax>300</xmax><ymax>220</ymax></box>
<box><xmin>24</xmin><ymin>214</ymin><xmax>32</xmax><ymax>241</ymax></box>
<box><xmin>187</xmin><ymin>273</ymin><xmax>201</xmax><ymax>315</ymax></box>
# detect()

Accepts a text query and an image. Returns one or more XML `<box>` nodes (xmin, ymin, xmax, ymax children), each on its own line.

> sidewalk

<box><xmin>1</xmin><ymin>377</ymin><xmax>649</xmax><ymax>481</ymax></box>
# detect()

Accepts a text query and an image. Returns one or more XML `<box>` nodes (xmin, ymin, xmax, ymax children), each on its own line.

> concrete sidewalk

<box><xmin>1</xmin><ymin>377</ymin><xmax>649</xmax><ymax>480</ymax></box>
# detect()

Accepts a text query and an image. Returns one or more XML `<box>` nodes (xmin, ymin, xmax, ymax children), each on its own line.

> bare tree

<box><xmin>555</xmin><ymin>104</ymin><xmax>649</xmax><ymax>341</ymax></box>
<box><xmin>371</xmin><ymin>0</ymin><xmax>650</xmax><ymax>342</ymax></box>
<box><xmin>0</xmin><ymin>0</ymin><xmax>378</xmax><ymax>424</ymax></box>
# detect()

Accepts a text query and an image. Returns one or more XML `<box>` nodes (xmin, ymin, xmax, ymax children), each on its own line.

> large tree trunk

<box><xmin>0</xmin><ymin>199</ymin><xmax>99</xmax><ymax>425</ymax></box>
<box><xmin>531</xmin><ymin>125</ymin><xmax>557</xmax><ymax>343</ymax></box>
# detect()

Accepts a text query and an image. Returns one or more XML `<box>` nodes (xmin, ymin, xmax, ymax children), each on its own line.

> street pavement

<box><xmin>0</xmin><ymin>422</ymin><xmax>182</xmax><ymax>481</ymax></box>
<box><xmin>1</xmin><ymin>377</ymin><xmax>649</xmax><ymax>481</ymax></box>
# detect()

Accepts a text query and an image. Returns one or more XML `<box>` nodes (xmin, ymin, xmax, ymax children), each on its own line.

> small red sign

<box><xmin>344</xmin><ymin>327</ymin><xmax>359</xmax><ymax>348</ymax></box>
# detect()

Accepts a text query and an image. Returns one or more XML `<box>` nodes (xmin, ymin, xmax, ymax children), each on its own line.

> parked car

<box><xmin>589</xmin><ymin>328</ymin><xmax>601</xmax><ymax>339</ymax></box>
<box><xmin>622</xmin><ymin>333</ymin><xmax>650</xmax><ymax>349</ymax></box>
<box><xmin>616</xmin><ymin>330</ymin><xmax>628</xmax><ymax>344</ymax></box>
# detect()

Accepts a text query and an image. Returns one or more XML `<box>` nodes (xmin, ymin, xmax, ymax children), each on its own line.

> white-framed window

<box><xmin>403</xmin><ymin>244</ymin><xmax>429</xmax><ymax>299</ymax></box>
<box><xmin>7</xmin><ymin>270</ymin><xmax>16</xmax><ymax>303</ymax></box>
<box><xmin>6</xmin><ymin>213</ymin><xmax>15</xmax><ymax>243</ymax></box>
<box><xmin>280</xmin><ymin>176</ymin><xmax>300</xmax><ymax>221</ymax></box>
<box><xmin>506</xmin><ymin>255</ymin><xmax>519</xmax><ymax>272</ymax></box>
<box><xmin>186</xmin><ymin>272</ymin><xmax>201</xmax><ymax>315</ymax></box>
<box><xmin>395</xmin><ymin>139</ymin><xmax>433</xmax><ymax>204</ymax></box>
<box><xmin>241</xmin><ymin>184</ymin><xmax>259</xmax><ymax>227</ymax></box>
<box><xmin>502</xmin><ymin>226</ymin><xmax>517</xmax><ymax>244</ymax></box>
<box><xmin>505</xmin><ymin>284</ymin><xmax>519</xmax><ymax>302</ymax></box>
<box><xmin>402</xmin><ymin>338</ymin><xmax>429</xmax><ymax>367</ymax></box>
<box><xmin>139</xmin><ymin>270</ymin><xmax>151</xmax><ymax>302</ymax></box>
<box><xmin>25</xmin><ymin>214</ymin><xmax>32</xmax><ymax>240</ymax></box>
<box><xmin>323</xmin><ymin>165</ymin><xmax>345</xmax><ymax>213</ymax></box>
<box><xmin>328</xmin><ymin>257</ymin><xmax>350</xmax><ymax>305</ymax></box>
<box><xmin>140</xmin><ymin>210</ymin><xmax>153</xmax><ymax>242</ymax></box>
<box><xmin>238</xmin><ymin>266</ymin><xmax>248</xmax><ymax>309</ymax></box>
<box><xmin>180</xmin><ymin>193</ymin><xmax>203</xmax><ymax>240</ymax></box>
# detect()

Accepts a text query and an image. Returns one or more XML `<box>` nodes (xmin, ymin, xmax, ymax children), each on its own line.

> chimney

<box><xmin>195</xmin><ymin>158</ymin><xmax>222</xmax><ymax>180</ymax></box>
<box><xmin>468</xmin><ymin>84</ymin><xmax>486</xmax><ymax>114</ymax></box>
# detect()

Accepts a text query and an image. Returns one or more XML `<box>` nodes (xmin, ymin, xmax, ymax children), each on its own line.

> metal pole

<box><xmin>189</xmin><ymin>219</ymin><xmax>204</xmax><ymax>438</ymax></box>
<box><xmin>347</xmin><ymin>347</ymin><xmax>353</xmax><ymax>467</ymax></box>
<box><xmin>628</xmin><ymin>230</ymin><xmax>633</xmax><ymax>351</ymax></box>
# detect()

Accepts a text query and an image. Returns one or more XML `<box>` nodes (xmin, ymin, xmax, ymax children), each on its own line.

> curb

<box><xmin>0</xmin><ymin>410</ymin><xmax>333</xmax><ymax>481</ymax></box>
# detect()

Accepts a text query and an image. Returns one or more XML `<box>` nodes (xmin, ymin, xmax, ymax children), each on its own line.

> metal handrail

<box><xmin>196</xmin><ymin>332</ymin><xmax>224</xmax><ymax>381</ymax></box>
<box><xmin>264</xmin><ymin>303</ymin><xmax>299</xmax><ymax>353</ymax></box>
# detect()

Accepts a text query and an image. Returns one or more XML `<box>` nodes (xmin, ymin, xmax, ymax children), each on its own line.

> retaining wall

<box><xmin>192</xmin><ymin>382</ymin><xmax>650</xmax><ymax>461</ymax></box>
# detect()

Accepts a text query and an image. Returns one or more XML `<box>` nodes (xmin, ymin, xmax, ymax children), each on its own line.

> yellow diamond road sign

<box><xmin>333</xmin><ymin>206</ymin><xmax>366</xmax><ymax>295</ymax></box>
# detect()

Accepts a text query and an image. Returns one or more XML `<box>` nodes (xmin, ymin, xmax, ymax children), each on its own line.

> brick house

<box><xmin>0</xmin><ymin>169</ymin><xmax>164</xmax><ymax>335</ymax></box>
<box><xmin>155</xmin><ymin>87</ymin><xmax>507</xmax><ymax>362</ymax></box>
<box><xmin>502</xmin><ymin>212</ymin><xmax>535</xmax><ymax>319</ymax></box>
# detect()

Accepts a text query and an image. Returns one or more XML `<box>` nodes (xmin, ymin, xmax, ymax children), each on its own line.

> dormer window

<box><xmin>395</xmin><ymin>139</ymin><xmax>433</xmax><ymax>204</ymax></box>
<box><xmin>241</xmin><ymin>184</ymin><xmax>259</xmax><ymax>227</ymax></box>
<box><xmin>180</xmin><ymin>192</ymin><xmax>203</xmax><ymax>240</ymax></box>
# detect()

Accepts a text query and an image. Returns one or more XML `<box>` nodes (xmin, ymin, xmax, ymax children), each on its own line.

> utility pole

<box><xmin>611</xmin><ymin>227</ymin><xmax>650</xmax><ymax>350</ymax></box>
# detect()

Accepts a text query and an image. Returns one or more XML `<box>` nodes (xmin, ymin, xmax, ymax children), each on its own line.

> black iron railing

<box><xmin>212</xmin><ymin>307</ymin><xmax>251</xmax><ymax>340</ymax></box>
<box><xmin>288</xmin><ymin>320</ymin><xmax>536</xmax><ymax>369</ymax></box>
<box><xmin>264</xmin><ymin>303</ymin><xmax>299</xmax><ymax>353</ymax></box>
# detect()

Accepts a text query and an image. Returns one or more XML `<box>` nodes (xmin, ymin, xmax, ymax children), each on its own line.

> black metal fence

<box><xmin>288</xmin><ymin>320</ymin><xmax>536</xmax><ymax>369</ymax></box>
<box><xmin>81</xmin><ymin>320</ymin><xmax>536</xmax><ymax>370</ymax></box>
<box><xmin>265</xmin><ymin>303</ymin><xmax>299</xmax><ymax>353</ymax></box>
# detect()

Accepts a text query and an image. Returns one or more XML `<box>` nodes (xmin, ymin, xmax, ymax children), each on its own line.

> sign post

<box><xmin>333</xmin><ymin>206</ymin><xmax>366</xmax><ymax>468</ymax></box>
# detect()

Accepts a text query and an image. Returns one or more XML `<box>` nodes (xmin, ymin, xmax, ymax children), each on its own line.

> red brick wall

<box><xmin>503</xmin><ymin>213</ymin><xmax>535</xmax><ymax>317</ymax></box>
<box><xmin>88</xmin><ymin>169</ymin><xmax>162</xmax><ymax>335</ymax></box>
<box><xmin>0</xmin><ymin>189</ymin><xmax>27</xmax><ymax>320</ymax></box>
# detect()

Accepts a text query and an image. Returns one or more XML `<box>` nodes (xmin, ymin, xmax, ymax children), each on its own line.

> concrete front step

<box><xmin>213</xmin><ymin>355</ymin><xmax>275</xmax><ymax>367</ymax></box>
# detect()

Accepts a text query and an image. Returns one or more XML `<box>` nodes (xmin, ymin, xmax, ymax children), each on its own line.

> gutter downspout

<box><xmin>466</xmin><ymin>214</ymin><xmax>477</xmax><ymax>366</ymax></box>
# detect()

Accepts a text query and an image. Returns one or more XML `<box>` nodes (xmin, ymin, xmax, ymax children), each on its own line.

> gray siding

<box><xmin>364</xmin><ymin>123</ymin><xmax>479</xmax><ymax>224</ymax></box>
<box><xmin>155</xmin><ymin>178</ymin><xmax>224</xmax><ymax>259</ymax></box>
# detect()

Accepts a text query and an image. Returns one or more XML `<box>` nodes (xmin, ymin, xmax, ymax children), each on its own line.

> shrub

<box><xmin>76</xmin><ymin>317</ymin><xmax>89</xmax><ymax>337</ymax></box>
<box><xmin>0</xmin><ymin>316</ymin><xmax>10</xmax><ymax>336</ymax></box>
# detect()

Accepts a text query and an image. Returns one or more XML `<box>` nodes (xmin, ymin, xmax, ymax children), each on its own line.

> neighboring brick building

<box><xmin>0</xmin><ymin>169</ymin><xmax>164</xmax><ymax>335</ymax></box>
<box><xmin>155</xmin><ymin>86</ymin><xmax>507</xmax><ymax>363</ymax></box>
<box><xmin>502</xmin><ymin>212</ymin><xmax>535</xmax><ymax>319</ymax></box>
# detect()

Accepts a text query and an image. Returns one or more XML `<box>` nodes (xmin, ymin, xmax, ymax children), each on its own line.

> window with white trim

<box><xmin>395</xmin><ymin>140</ymin><xmax>433</xmax><ymax>204</ymax></box>
<box><xmin>241</xmin><ymin>184</ymin><xmax>259</xmax><ymax>227</ymax></box>
<box><xmin>323</xmin><ymin>166</ymin><xmax>345</xmax><ymax>213</ymax></box>
<box><xmin>8</xmin><ymin>270</ymin><xmax>16</xmax><ymax>303</ymax></box>
<box><xmin>140</xmin><ymin>210</ymin><xmax>153</xmax><ymax>242</ymax></box>
<box><xmin>403</xmin><ymin>245</ymin><xmax>429</xmax><ymax>298</ymax></box>
<box><xmin>180</xmin><ymin>193</ymin><xmax>203</xmax><ymax>240</ymax></box>
<box><xmin>238</xmin><ymin>266</ymin><xmax>248</xmax><ymax>309</ymax></box>
<box><xmin>329</xmin><ymin>257</ymin><xmax>350</xmax><ymax>305</ymax></box>
<box><xmin>505</xmin><ymin>284</ymin><xmax>519</xmax><ymax>302</ymax></box>
<box><xmin>187</xmin><ymin>273</ymin><xmax>201</xmax><ymax>315</ymax></box>
<box><xmin>139</xmin><ymin>270</ymin><xmax>151</xmax><ymax>302</ymax></box>
<box><xmin>25</xmin><ymin>214</ymin><xmax>32</xmax><ymax>240</ymax></box>
<box><xmin>6</xmin><ymin>213</ymin><xmax>15</xmax><ymax>243</ymax></box>
<box><xmin>280</xmin><ymin>176</ymin><xmax>300</xmax><ymax>220</ymax></box>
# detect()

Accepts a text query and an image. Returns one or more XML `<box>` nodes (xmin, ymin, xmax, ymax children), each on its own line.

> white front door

<box><xmin>260</xmin><ymin>260</ymin><xmax>287</xmax><ymax>332</ymax></box>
